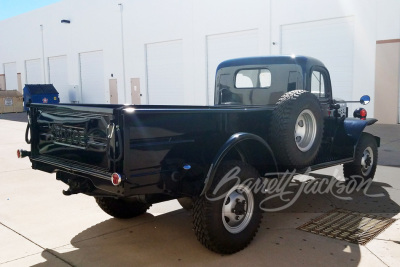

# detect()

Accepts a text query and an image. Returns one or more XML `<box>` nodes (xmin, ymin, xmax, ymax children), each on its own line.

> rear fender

<box><xmin>200</xmin><ymin>132</ymin><xmax>277</xmax><ymax>195</ymax></box>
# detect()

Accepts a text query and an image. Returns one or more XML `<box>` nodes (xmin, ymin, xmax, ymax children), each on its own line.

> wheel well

<box><xmin>223</xmin><ymin>139</ymin><xmax>277</xmax><ymax>177</ymax></box>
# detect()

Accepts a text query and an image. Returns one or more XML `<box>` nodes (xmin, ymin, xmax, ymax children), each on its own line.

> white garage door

<box><xmin>25</xmin><ymin>59</ymin><xmax>42</xmax><ymax>84</ymax></box>
<box><xmin>281</xmin><ymin>17</ymin><xmax>354</xmax><ymax>101</ymax></box>
<box><xmin>49</xmin><ymin>56</ymin><xmax>69</xmax><ymax>103</ymax></box>
<box><xmin>207</xmin><ymin>30</ymin><xmax>259</xmax><ymax>104</ymax></box>
<box><xmin>4</xmin><ymin>62</ymin><xmax>18</xmax><ymax>90</ymax></box>
<box><xmin>146</xmin><ymin>40</ymin><xmax>183</xmax><ymax>105</ymax></box>
<box><xmin>79</xmin><ymin>51</ymin><xmax>105</xmax><ymax>104</ymax></box>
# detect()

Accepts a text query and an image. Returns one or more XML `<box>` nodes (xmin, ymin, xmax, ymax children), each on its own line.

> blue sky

<box><xmin>0</xmin><ymin>0</ymin><xmax>61</xmax><ymax>20</ymax></box>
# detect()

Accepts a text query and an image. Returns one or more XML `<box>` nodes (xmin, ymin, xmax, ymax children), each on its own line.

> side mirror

<box><xmin>360</xmin><ymin>95</ymin><xmax>370</xmax><ymax>105</ymax></box>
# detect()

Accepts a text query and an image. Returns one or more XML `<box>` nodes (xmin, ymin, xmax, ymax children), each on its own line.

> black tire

<box><xmin>193</xmin><ymin>161</ymin><xmax>263</xmax><ymax>254</ymax></box>
<box><xmin>95</xmin><ymin>197</ymin><xmax>151</xmax><ymax>219</ymax></box>
<box><xmin>177</xmin><ymin>197</ymin><xmax>193</xmax><ymax>210</ymax></box>
<box><xmin>268</xmin><ymin>90</ymin><xmax>323</xmax><ymax>169</ymax></box>
<box><xmin>343</xmin><ymin>133</ymin><xmax>378</xmax><ymax>186</ymax></box>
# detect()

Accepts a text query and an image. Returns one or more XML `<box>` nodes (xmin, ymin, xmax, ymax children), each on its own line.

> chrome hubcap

<box><xmin>294</xmin><ymin>109</ymin><xmax>317</xmax><ymax>152</ymax></box>
<box><xmin>361</xmin><ymin>147</ymin><xmax>373</xmax><ymax>176</ymax></box>
<box><xmin>222</xmin><ymin>184</ymin><xmax>254</xmax><ymax>234</ymax></box>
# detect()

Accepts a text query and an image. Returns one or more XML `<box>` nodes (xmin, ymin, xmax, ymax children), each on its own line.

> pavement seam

<box><xmin>0</xmin><ymin>222</ymin><xmax>75</xmax><ymax>267</ymax></box>
<box><xmin>374</xmin><ymin>237</ymin><xmax>400</xmax><ymax>242</ymax></box>
<box><xmin>365</xmin><ymin>246</ymin><xmax>390</xmax><ymax>267</ymax></box>
<box><xmin>0</xmin><ymin>252</ymin><xmax>44</xmax><ymax>265</ymax></box>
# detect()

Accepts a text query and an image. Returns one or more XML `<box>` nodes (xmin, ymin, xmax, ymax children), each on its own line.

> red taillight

<box><xmin>111</xmin><ymin>173</ymin><xmax>121</xmax><ymax>186</ymax></box>
<box><xmin>360</xmin><ymin>109</ymin><xmax>367</xmax><ymax>118</ymax></box>
<box><xmin>17</xmin><ymin>149</ymin><xmax>21</xmax><ymax>158</ymax></box>
<box><xmin>353</xmin><ymin>108</ymin><xmax>367</xmax><ymax>120</ymax></box>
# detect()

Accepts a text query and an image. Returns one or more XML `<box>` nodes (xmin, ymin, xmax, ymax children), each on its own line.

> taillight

<box><xmin>17</xmin><ymin>149</ymin><xmax>30</xmax><ymax>158</ymax></box>
<box><xmin>353</xmin><ymin>108</ymin><xmax>367</xmax><ymax>120</ymax></box>
<box><xmin>111</xmin><ymin>173</ymin><xmax>122</xmax><ymax>186</ymax></box>
<box><xmin>360</xmin><ymin>109</ymin><xmax>367</xmax><ymax>118</ymax></box>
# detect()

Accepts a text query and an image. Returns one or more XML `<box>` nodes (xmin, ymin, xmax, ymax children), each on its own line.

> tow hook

<box><xmin>17</xmin><ymin>149</ymin><xmax>31</xmax><ymax>158</ymax></box>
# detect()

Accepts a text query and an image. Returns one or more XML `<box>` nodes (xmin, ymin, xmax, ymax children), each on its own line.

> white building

<box><xmin>0</xmin><ymin>0</ymin><xmax>399</xmax><ymax>123</ymax></box>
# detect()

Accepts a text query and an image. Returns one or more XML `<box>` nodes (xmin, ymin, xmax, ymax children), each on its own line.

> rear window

<box><xmin>235</xmin><ymin>69</ymin><xmax>271</xmax><ymax>88</ymax></box>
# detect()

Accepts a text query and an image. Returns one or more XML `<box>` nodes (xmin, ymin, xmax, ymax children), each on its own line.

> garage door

<box><xmin>25</xmin><ymin>59</ymin><xmax>42</xmax><ymax>84</ymax></box>
<box><xmin>206</xmin><ymin>30</ymin><xmax>259</xmax><ymax>104</ymax></box>
<box><xmin>49</xmin><ymin>56</ymin><xmax>69</xmax><ymax>103</ymax></box>
<box><xmin>146</xmin><ymin>40</ymin><xmax>183</xmax><ymax>105</ymax></box>
<box><xmin>79</xmin><ymin>51</ymin><xmax>105</xmax><ymax>104</ymax></box>
<box><xmin>281</xmin><ymin>17</ymin><xmax>354</xmax><ymax>101</ymax></box>
<box><xmin>4</xmin><ymin>62</ymin><xmax>18</xmax><ymax>90</ymax></box>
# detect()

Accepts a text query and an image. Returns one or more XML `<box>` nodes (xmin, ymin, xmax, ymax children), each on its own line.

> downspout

<box><xmin>119</xmin><ymin>3</ymin><xmax>127</xmax><ymax>103</ymax></box>
<box><xmin>40</xmin><ymin>24</ymin><xmax>47</xmax><ymax>83</ymax></box>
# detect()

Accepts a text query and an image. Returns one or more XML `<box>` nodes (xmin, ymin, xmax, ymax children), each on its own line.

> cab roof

<box><xmin>216</xmin><ymin>55</ymin><xmax>326</xmax><ymax>73</ymax></box>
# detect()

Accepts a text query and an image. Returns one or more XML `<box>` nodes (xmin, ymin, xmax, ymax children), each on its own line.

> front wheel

<box><xmin>343</xmin><ymin>133</ymin><xmax>378</xmax><ymax>186</ymax></box>
<box><xmin>193</xmin><ymin>161</ymin><xmax>263</xmax><ymax>254</ymax></box>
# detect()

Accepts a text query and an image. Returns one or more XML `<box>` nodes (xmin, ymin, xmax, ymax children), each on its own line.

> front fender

<box><xmin>343</xmin><ymin>118</ymin><xmax>377</xmax><ymax>141</ymax></box>
<box><xmin>200</xmin><ymin>132</ymin><xmax>277</xmax><ymax>195</ymax></box>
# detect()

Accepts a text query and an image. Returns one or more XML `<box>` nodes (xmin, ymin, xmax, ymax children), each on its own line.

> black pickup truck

<box><xmin>19</xmin><ymin>56</ymin><xmax>379</xmax><ymax>254</ymax></box>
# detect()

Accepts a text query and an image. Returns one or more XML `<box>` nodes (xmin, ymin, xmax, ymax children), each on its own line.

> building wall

<box><xmin>0</xmin><ymin>74</ymin><xmax>5</xmax><ymax>91</ymax></box>
<box><xmin>0</xmin><ymin>0</ymin><xmax>399</xmax><ymax>122</ymax></box>
<box><xmin>374</xmin><ymin>40</ymin><xmax>400</xmax><ymax>124</ymax></box>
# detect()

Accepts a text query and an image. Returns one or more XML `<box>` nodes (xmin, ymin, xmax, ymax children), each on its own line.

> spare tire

<box><xmin>268</xmin><ymin>90</ymin><xmax>323</xmax><ymax>169</ymax></box>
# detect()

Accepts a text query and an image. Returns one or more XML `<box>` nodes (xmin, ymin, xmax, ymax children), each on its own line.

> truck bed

<box><xmin>28</xmin><ymin>103</ymin><xmax>275</xmax><ymax>196</ymax></box>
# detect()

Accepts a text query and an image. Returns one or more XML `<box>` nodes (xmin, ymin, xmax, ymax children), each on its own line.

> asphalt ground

<box><xmin>1</xmin><ymin>112</ymin><xmax>399</xmax><ymax>266</ymax></box>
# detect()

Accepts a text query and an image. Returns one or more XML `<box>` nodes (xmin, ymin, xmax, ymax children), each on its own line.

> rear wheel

<box><xmin>193</xmin><ymin>161</ymin><xmax>263</xmax><ymax>254</ymax></box>
<box><xmin>343</xmin><ymin>133</ymin><xmax>378</xmax><ymax>186</ymax></box>
<box><xmin>95</xmin><ymin>197</ymin><xmax>151</xmax><ymax>219</ymax></box>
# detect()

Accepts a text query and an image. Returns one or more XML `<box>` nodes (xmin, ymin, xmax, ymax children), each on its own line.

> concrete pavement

<box><xmin>1</xmin><ymin>116</ymin><xmax>400</xmax><ymax>266</ymax></box>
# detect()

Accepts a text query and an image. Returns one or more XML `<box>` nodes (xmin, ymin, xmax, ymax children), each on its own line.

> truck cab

<box><xmin>215</xmin><ymin>56</ymin><xmax>331</xmax><ymax>106</ymax></box>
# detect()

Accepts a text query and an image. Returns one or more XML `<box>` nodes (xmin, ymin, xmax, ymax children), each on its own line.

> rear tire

<box><xmin>343</xmin><ymin>133</ymin><xmax>378</xmax><ymax>186</ymax></box>
<box><xmin>193</xmin><ymin>161</ymin><xmax>263</xmax><ymax>254</ymax></box>
<box><xmin>95</xmin><ymin>197</ymin><xmax>151</xmax><ymax>219</ymax></box>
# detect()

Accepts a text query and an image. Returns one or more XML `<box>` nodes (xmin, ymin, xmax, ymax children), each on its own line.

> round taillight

<box><xmin>353</xmin><ymin>108</ymin><xmax>367</xmax><ymax>120</ymax></box>
<box><xmin>111</xmin><ymin>173</ymin><xmax>121</xmax><ymax>186</ymax></box>
<box><xmin>360</xmin><ymin>109</ymin><xmax>367</xmax><ymax>118</ymax></box>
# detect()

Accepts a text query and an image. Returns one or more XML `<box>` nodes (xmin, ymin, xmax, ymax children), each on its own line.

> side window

<box><xmin>235</xmin><ymin>69</ymin><xmax>271</xmax><ymax>88</ymax></box>
<box><xmin>287</xmin><ymin>71</ymin><xmax>300</xmax><ymax>91</ymax></box>
<box><xmin>311</xmin><ymin>71</ymin><xmax>326</xmax><ymax>98</ymax></box>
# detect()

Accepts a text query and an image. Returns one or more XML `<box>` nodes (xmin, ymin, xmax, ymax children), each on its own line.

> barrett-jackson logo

<box><xmin>51</xmin><ymin>124</ymin><xmax>86</xmax><ymax>147</ymax></box>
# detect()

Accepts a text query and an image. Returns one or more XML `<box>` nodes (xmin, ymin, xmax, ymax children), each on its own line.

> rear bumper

<box><xmin>31</xmin><ymin>155</ymin><xmax>124</xmax><ymax>196</ymax></box>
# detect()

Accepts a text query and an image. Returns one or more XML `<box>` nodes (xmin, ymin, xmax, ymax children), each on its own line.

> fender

<box><xmin>343</xmin><ymin>118</ymin><xmax>377</xmax><ymax>141</ymax></box>
<box><xmin>200</xmin><ymin>132</ymin><xmax>277</xmax><ymax>195</ymax></box>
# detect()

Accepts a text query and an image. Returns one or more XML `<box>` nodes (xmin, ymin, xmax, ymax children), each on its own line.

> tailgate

<box><xmin>29</xmin><ymin>104</ymin><xmax>119</xmax><ymax>177</ymax></box>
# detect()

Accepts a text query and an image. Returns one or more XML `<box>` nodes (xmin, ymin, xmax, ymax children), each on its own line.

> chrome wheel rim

<box><xmin>361</xmin><ymin>147</ymin><xmax>373</xmax><ymax>176</ymax></box>
<box><xmin>222</xmin><ymin>184</ymin><xmax>254</xmax><ymax>234</ymax></box>
<box><xmin>294</xmin><ymin>109</ymin><xmax>317</xmax><ymax>152</ymax></box>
